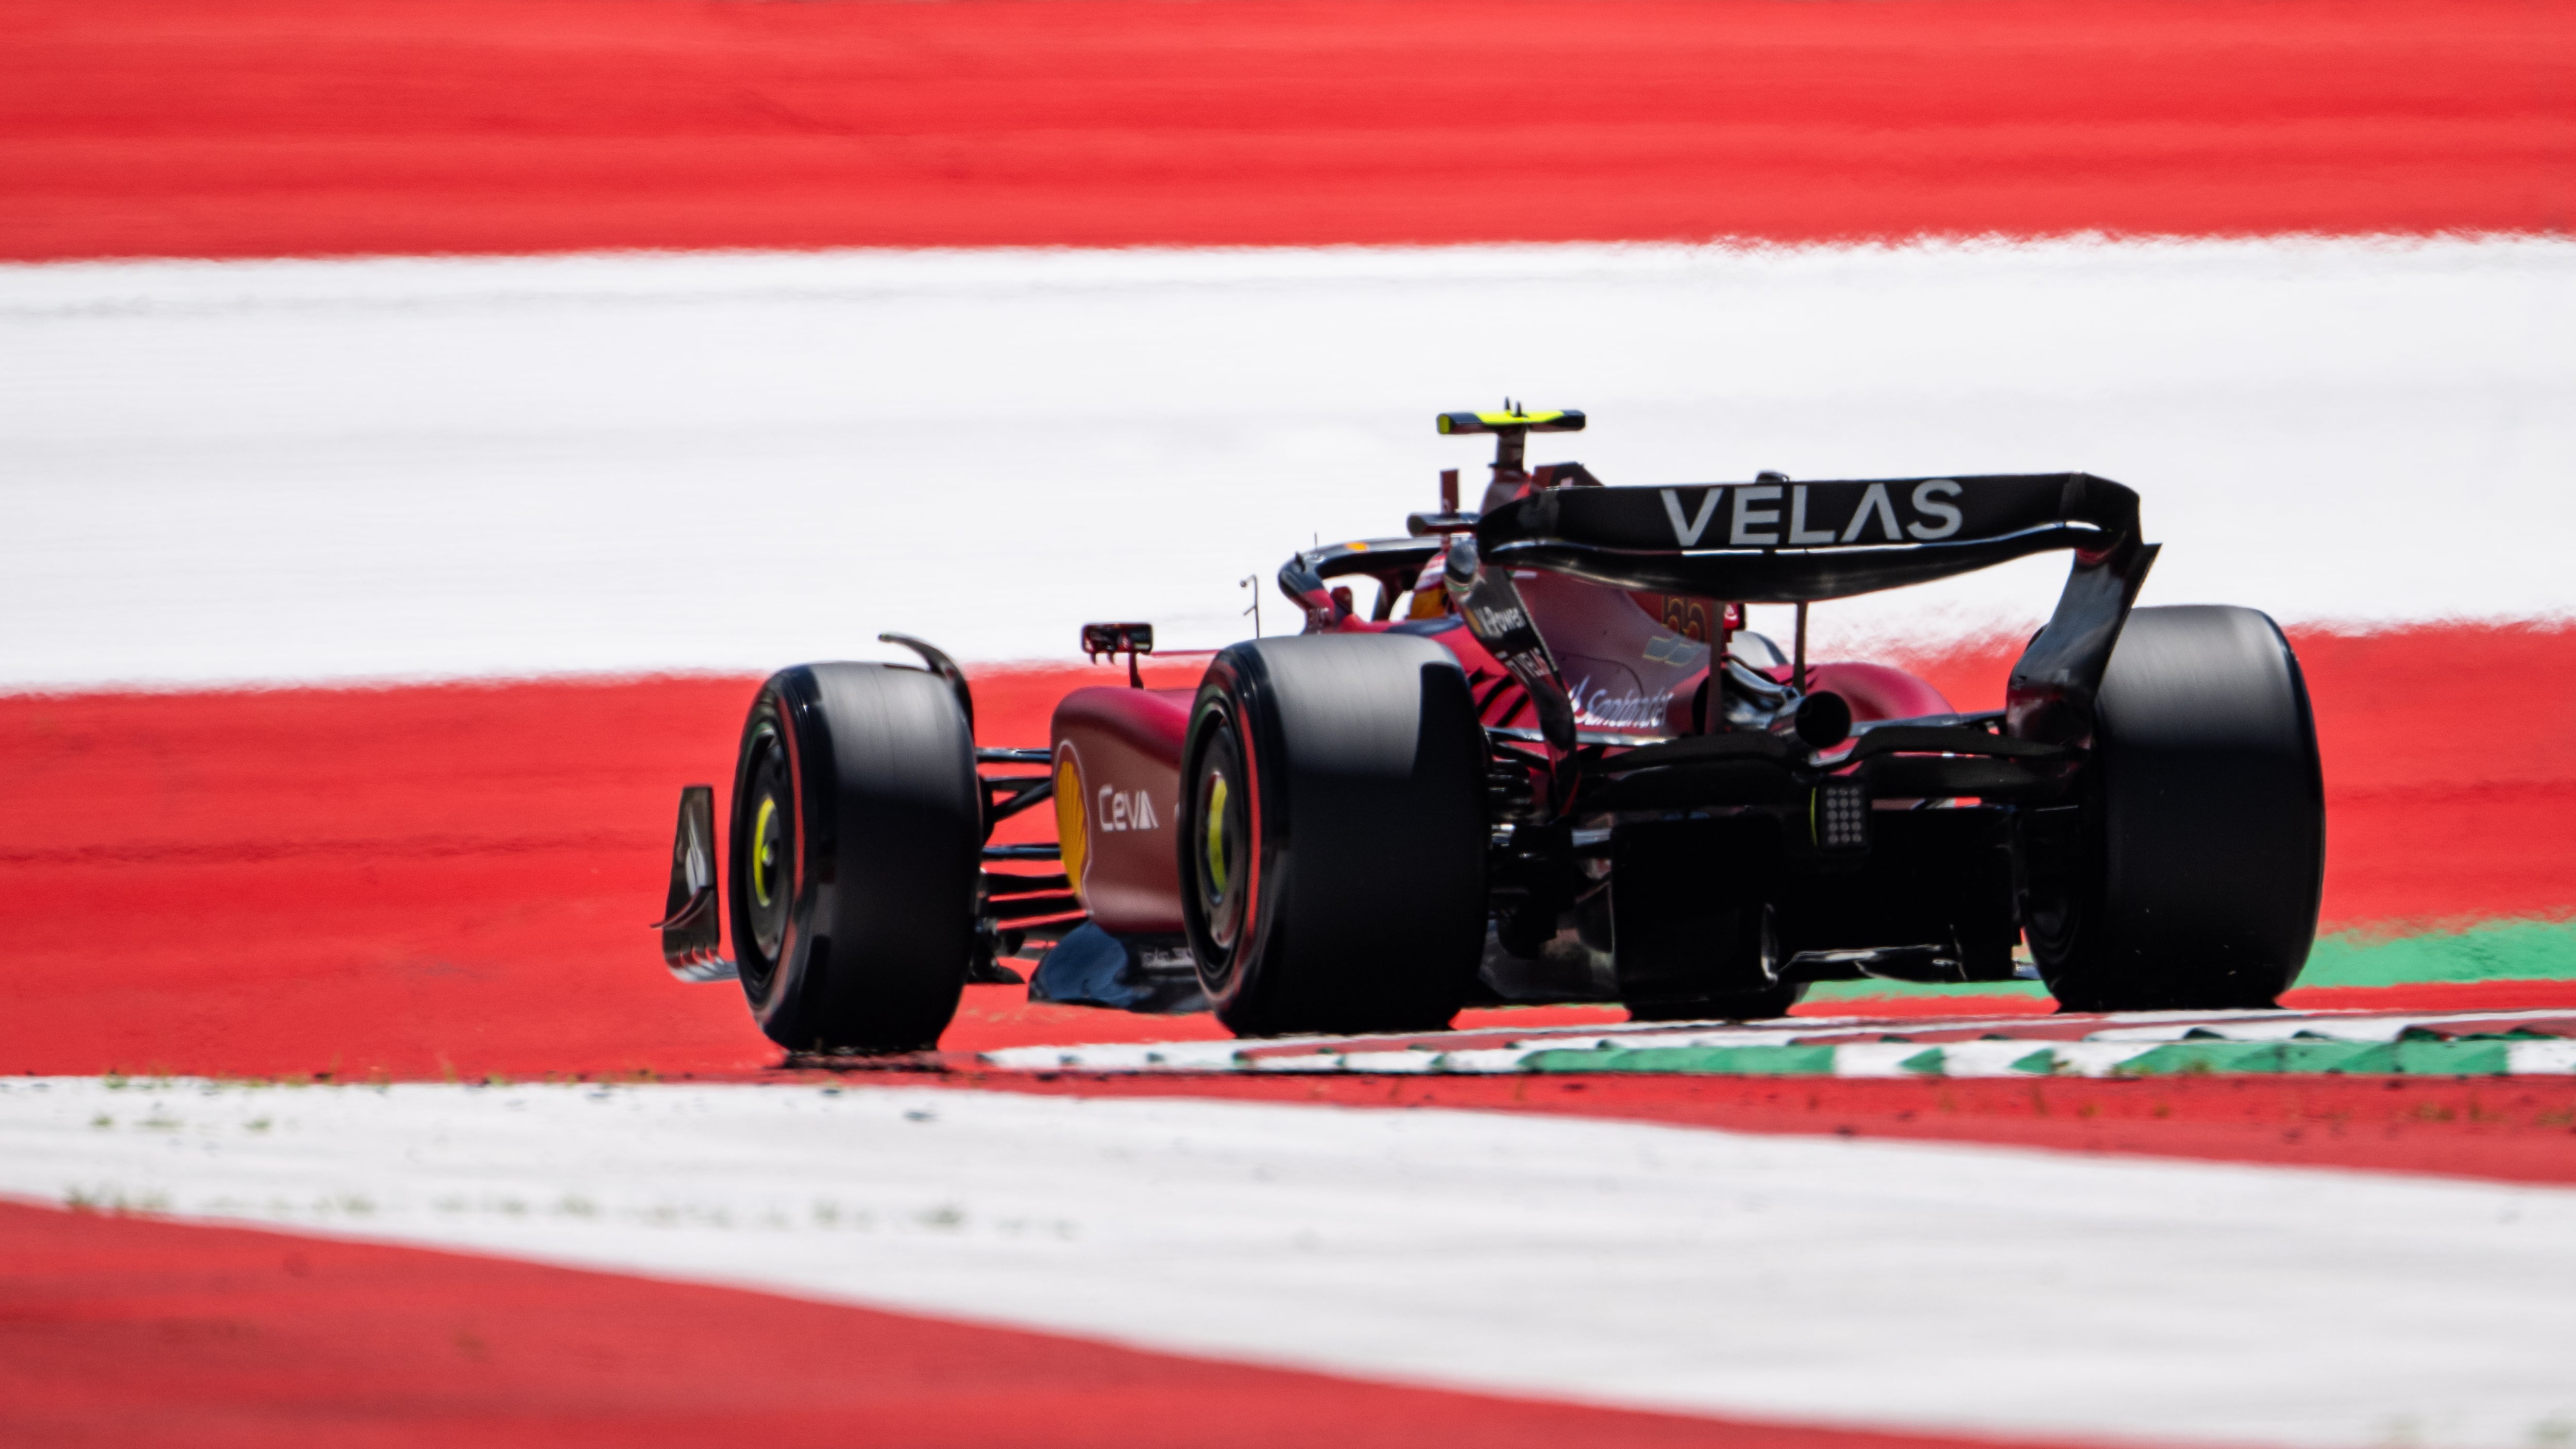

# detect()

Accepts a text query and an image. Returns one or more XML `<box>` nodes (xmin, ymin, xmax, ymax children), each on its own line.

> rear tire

<box><xmin>1178</xmin><ymin>635</ymin><xmax>1488</xmax><ymax>1036</ymax></box>
<box><xmin>2029</xmin><ymin>605</ymin><xmax>2326</xmax><ymax>1011</ymax></box>
<box><xmin>730</xmin><ymin>662</ymin><xmax>981</xmax><ymax>1052</ymax></box>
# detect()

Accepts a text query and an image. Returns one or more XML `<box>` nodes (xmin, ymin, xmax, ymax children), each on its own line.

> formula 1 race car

<box><xmin>657</xmin><ymin>408</ymin><xmax>2326</xmax><ymax>1052</ymax></box>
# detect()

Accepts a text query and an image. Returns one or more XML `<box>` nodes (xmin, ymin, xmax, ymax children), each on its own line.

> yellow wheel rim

<box><xmin>1204</xmin><ymin>775</ymin><xmax>1229</xmax><ymax>895</ymax></box>
<box><xmin>751</xmin><ymin>796</ymin><xmax>779</xmax><ymax>908</ymax></box>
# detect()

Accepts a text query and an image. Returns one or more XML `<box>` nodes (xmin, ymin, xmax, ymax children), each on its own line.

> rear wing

<box><xmin>1475</xmin><ymin>472</ymin><xmax>2137</xmax><ymax>601</ymax></box>
<box><xmin>1454</xmin><ymin>472</ymin><xmax>2158</xmax><ymax>751</ymax></box>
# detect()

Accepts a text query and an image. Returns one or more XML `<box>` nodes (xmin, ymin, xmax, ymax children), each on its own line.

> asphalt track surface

<box><xmin>7</xmin><ymin>1</ymin><xmax>2576</xmax><ymax>1444</ymax></box>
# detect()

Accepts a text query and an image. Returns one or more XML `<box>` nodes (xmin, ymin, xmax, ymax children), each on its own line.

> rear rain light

<box><xmin>1814</xmin><ymin>778</ymin><xmax>1869</xmax><ymax>853</ymax></box>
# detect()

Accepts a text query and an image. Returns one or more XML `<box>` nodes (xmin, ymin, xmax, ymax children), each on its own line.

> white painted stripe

<box><xmin>1427</xmin><ymin>1048</ymin><xmax>1537</xmax><ymax>1073</ymax></box>
<box><xmin>2003</xmin><ymin>1043</ymin><xmax>2157</xmax><ymax>1078</ymax></box>
<box><xmin>1325</xmin><ymin>1050</ymin><xmax>1445</xmax><ymax>1073</ymax></box>
<box><xmin>1825</xmin><ymin>1042</ymin><xmax>1939</xmax><ymax>1078</ymax></box>
<box><xmin>2</xmin><ymin>237</ymin><xmax>2570</xmax><ymax>688</ymax></box>
<box><xmin>1575</xmin><ymin>1030</ymin><xmax>1798</xmax><ymax>1051</ymax></box>
<box><xmin>2509</xmin><ymin>1041</ymin><xmax>2576</xmax><ymax>1073</ymax></box>
<box><xmin>980</xmin><ymin>1038</ymin><xmax>1268</xmax><ymax>1071</ymax></box>
<box><xmin>2083</xmin><ymin>1011</ymin><xmax>2570</xmax><ymax>1044</ymax></box>
<box><xmin>982</xmin><ymin>1009</ymin><xmax>2576</xmax><ymax>1078</ymax></box>
<box><xmin>1246</xmin><ymin>1052</ymin><xmax>1358</xmax><ymax>1073</ymax></box>
<box><xmin>5</xmin><ymin>1077</ymin><xmax>2571</xmax><ymax>1448</ymax></box>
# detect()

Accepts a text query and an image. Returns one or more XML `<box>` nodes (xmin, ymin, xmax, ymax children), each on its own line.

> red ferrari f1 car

<box><xmin>658</xmin><ymin>408</ymin><xmax>2326</xmax><ymax>1051</ymax></box>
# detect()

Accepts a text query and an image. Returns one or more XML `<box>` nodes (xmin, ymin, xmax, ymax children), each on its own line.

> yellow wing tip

<box><xmin>1435</xmin><ymin>408</ymin><xmax>1585</xmax><ymax>435</ymax></box>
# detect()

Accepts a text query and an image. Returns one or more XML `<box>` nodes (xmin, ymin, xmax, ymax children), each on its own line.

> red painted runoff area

<box><xmin>0</xmin><ymin>1198</ymin><xmax>2056</xmax><ymax>1449</ymax></box>
<box><xmin>3</xmin><ymin>0</ymin><xmax>2570</xmax><ymax>261</ymax></box>
<box><xmin>877</xmin><ymin>1072</ymin><xmax>2576</xmax><ymax>1189</ymax></box>
<box><xmin>1</xmin><ymin>624</ymin><xmax>2570</xmax><ymax>1084</ymax></box>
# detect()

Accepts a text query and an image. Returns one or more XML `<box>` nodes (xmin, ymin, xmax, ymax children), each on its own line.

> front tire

<box><xmin>1178</xmin><ymin>635</ymin><xmax>1489</xmax><ymax>1036</ymax></box>
<box><xmin>730</xmin><ymin>662</ymin><xmax>981</xmax><ymax>1052</ymax></box>
<box><xmin>2029</xmin><ymin>605</ymin><xmax>2326</xmax><ymax>1011</ymax></box>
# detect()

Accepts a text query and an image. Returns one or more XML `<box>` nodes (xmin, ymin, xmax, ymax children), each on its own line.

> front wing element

<box><xmin>655</xmin><ymin>784</ymin><xmax>738</xmax><ymax>983</ymax></box>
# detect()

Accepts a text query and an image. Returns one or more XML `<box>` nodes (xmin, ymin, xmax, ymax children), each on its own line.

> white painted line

<box><xmin>1140</xmin><ymin>1043</ymin><xmax>1255</xmax><ymax>1070</ymax></box>
<box><xmin>2026</xmin><ymin>1043</ymin><xmax>2168</xmax><ymax>1078</ymax></box>
<box><xmin>4</xmin><ymin>1077</ymin><xmax>2571</xmax><ymax>1449</ymax></box>
<box><xmin>972</xmin><ymin>1008</ymin><xmax>2576</xmax><ymax>1079</ymax></box>
<box><xmin>978</xmin><ymin>1041</ymin><xmax>1241</xmax><ymax>1072</ymax></box>
<box><xmin>1902</xmin><ymin>1042</ymin><xmax>2053</xmax><ymax>1078</ymax></box>
<box><xmin>2084</xmin><ymin>1019</ymin><xmax>2417</xmax><ymax>1044</ymax></box>
<box><xmin>1507</xmin><ymin>1036</ymin><xmax>1641</xmax><ymax>1053</ymax></box>
<box><xmin>1585</xmin><ymin>1031</ymin><xmax>1795</xmax><ymax>1051</ymax></box>
<box><xmin>3</xmin><ymin>236</ymin><xmax>2570</xmax><ymax>688</ymax></box>
<box><xmin>2507</xmin><ymin>1042</ymin><xmax>2576</xmax><ymax>1074</ymax></box>
<box><xmin>1246</xmin><ymin>1053</ymin><xmax>1352</xmax><ymax>1074</ymax></box>
<box><xmin>1428</xmin><ymin>1049</ymin><xmax>1535</xmax><ymax>1074</ymax></box>
<box><xmin>2084</xmin><ymin>1010</ymin><xmax>2576</xmax><ymax>1046</ymax></box>
<box><xmin>1830</xmin><ymin>1043</ymin><xmax>1941</xmax><ymax>1078</ymax></box>
<box><xmin>1331</xmin><ymin>1051</ymin><xmax>1444</xmax><ymax>1074</ymax></box>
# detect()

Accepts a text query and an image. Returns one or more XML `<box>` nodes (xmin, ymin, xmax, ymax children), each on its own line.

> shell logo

<box><xmin>1053</xmin><ymin>749</ymin><xmax>1089</xmax><ymax>902</ymax></box>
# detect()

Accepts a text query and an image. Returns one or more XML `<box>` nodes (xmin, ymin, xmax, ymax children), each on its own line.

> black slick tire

<box><xmin>1178</xmin><ymin>635</ymin><xmax>1488</xmax><ymax>1036</ymax></box>
<box><xmin>729</xmin><ymin>662</ymin><xmax>981</xmax><ymax>1052</ymax></box>
<box><xmin>2028</xmin><ymin>605</ymin><xmax>2326</xmax><ymax>1011</ymax></box>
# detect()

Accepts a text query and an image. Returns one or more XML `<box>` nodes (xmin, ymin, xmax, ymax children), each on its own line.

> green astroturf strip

<box><xmin>2298</xmin><ymin>918</ymin><xmax>2576</xmax><ymax>988</ymax></box>
<box><xmin>1523</xmin><ymin>1045</ymin><xmax>1841</xmax><ymax>1075</ymax></box>
<box><xmin>1794</xmin><ymin>918</ymin><xmax>2576</xmax><ymax>1005</ymax></box>
<box><xmin>1512</xmin><ymin>1038</ymin><xmax>2552</xmax><ymax>1077</ymax></box>
<box><xmin>2110</xmin><ymin>1039</ymin><xmax>2512</xmax><ymax>1076</ymax></box>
